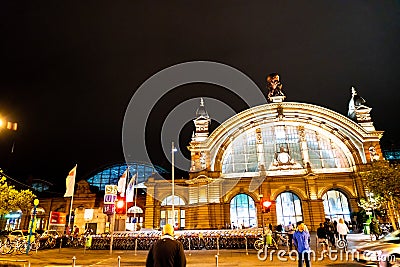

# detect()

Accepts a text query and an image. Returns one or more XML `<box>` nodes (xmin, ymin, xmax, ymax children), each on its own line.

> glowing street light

<box><xmin>0</xmin><ymin>117</ymin><xmax>18</xmax><ymax>131</ymax></box>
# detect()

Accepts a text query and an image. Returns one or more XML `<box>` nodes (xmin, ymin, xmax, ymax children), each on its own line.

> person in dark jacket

<box><xmin>146</xmin><ymin>224</ymin><xmax>186</xmax><ymax>267</ymax></box>
<box><xmin>317</xmin><ymin>223</ymin><xmax>328</xmax><ymax>251</ymax></box>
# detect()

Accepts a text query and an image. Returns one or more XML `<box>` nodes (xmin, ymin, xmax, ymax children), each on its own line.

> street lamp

<box><xmin>26</xmin><ymin>198</ymin><xmax>39</xmax><ymax>254</ymax></box>
<box><xmin>171</xmin><ymin>142</ymin><xmax>177</xmax><ymax>227</ymax></box>
<box><xmin>0</xmin><ymin>117</ymin><xmax>18</xmax><ymax>131</ymax></box>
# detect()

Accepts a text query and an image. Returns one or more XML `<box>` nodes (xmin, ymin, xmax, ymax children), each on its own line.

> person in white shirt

<box><xmin>337</xmin><ymin>218</ymin><xmax>349</xmax><ymax>242</ymax></box>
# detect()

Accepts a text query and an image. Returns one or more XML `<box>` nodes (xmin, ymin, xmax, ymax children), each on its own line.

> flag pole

<box><xmin>125</xmin><ymin>164</ymin><xmax>129</xmax><ymax>215</ymax></box>
<box><xmin>67</xmin><ymin>191</ymin><xmax>74</xmax><ymax>234</ymax></box>
<box><xmin>67</xmin><ymin>164</ymin><xmax>77</xmax><ymax>235</ymax></box>
<box><xmin>133</xmin><ymin>168</ymin><xmax>138</xmax><ymax>230</ymax></box>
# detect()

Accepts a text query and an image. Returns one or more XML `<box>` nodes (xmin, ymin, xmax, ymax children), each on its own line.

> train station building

<box><xmin>24</xmin><ymin>85</ymin><xmax>384</xmax><ymax>234</ymax></box>
<box><xmin>143</xmin><ymin>87</ymin><xmax>383</xmax><ymax>231</ymax></box>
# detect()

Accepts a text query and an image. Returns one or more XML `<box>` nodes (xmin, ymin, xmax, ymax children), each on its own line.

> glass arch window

<box><xmin>87</xmin><ymin>162</ymin><xmax>167</xmax><ymax>191</ymax></box>
<box><xmin>322</xmin><ymin>190</ymin><xmax>351</xmax><ymax>222</ymax></box>
<box><xmin>127</xmin><ymin>206</ymin><xmax>143</xmax><ymax>214</ymax></box>
<box><xmin>222</xmin><ymin>131</ymin><xmax>258</xmax><ymax>173</ymax></box>
<box><xmin>276</xmin><ymin>192</ymin><xmax>303</xmax><ymax>226</ymax></box>
<box><xmin>230</xmin><ymin>194</ymin><xmax>257</xmax><ymax>229</ymax></box>
<box><xmin>161</xmin><ymin>195</ymin><xmax>186</xmax><ymax>206</ymax></box>
<box><xmin>221</xmin><ymin>124</ymin><xmax>350</xmax><ymax>174</ymax></box>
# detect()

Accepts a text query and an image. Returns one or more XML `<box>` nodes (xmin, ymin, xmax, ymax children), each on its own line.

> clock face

<box><xmin>277</xmin><ymin>152</ymin><xmax>290</xmax><ymax>164</ymax></box>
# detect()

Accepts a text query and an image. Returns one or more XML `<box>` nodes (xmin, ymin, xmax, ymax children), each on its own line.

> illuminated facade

<box><xmin>145</xmin><ymin>89</ymin><xmax>383</xmax><ymax>231</ymax></box>
<box><xmin>31</xmin><ymin>162</ymin><xmax>166</xmax><ymax>234</ymax></box>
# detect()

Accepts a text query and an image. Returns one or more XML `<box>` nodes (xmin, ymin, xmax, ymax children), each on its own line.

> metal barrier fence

<box><xmin>85</xmin><ymin>229</ymin><xmax>291</xmax><ymax>251</ymax></box>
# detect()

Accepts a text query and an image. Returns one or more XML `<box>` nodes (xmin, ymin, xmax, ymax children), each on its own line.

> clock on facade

<box><xmin>277</xmin><ymin>152</ymin><xmax>290</xmax><ymax>164</ymax></box>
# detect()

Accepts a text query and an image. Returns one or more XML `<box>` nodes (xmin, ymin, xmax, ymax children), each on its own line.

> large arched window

<box><xmin>276</xmin><ymin>192</ymin><xmax>303</xmax><ymax>226</ymax></box>
<box><xmin>221</xmin><ymin>125</ymin><xmax>350</xmax><ymax>175</ymax></box>
<box><xmin>230</xmin><ymin>194</ymin><xmax>257</xmax><ymax>228</ymax></box>
<box><xmin>322</xmin><ymin>190</ymin><xmax>351</xmax><ymax>222</ymax></box>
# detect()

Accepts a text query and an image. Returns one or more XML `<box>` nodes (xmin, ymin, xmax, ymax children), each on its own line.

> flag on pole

<box><xmin>117</xmin><ymin>169</ymin><xmax>128</xmax><ymax>197</ymax></box>
<box><xmin>64</xmin><ymin>165</ymin><xmax>77</xmax><ymax>197</ymax></box>
<box><xmin>125</xmin><ymin>174</ymin><xmax>137</xmax><ymax>202</ymax></box>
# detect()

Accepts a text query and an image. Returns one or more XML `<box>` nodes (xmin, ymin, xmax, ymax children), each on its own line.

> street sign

<box><xmin>103</xmin><ymin>204</ymin><xmax>115</xmax><ymax>215</ymax></box>
<box><xmin>103</xmin><ymin>185</ymin><xmax>118</xmax><ymax>214</ymax></box>
<box><xmin>105</xmin><ymin>185</ymin><xmax>118</xmax><ymax>195</ymax></box>
<box><xmin>104</xmin><ymin>194</ymin><xmax>117</xmax><ymax>204</ymax></box>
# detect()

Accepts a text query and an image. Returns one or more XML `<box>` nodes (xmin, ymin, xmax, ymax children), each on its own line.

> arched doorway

<box><xmin>230</xmin><ymin>194</ymin><xmax>257</xmax><ymax>229</ymax></box>
<box><xmin>275</xmin><ymin>192</ymin><xmax>303</xmax><ymax>226</ymax></box>
<box><xmin>126</xmin><ymin>205</ymin><xmax>143</xmax><ymax>231</ymax></box>
<box><xmin>160</xmin><ymin>195</ymin><xmax>186</xmax><ymax>229</ymax></box>
<box><xmin>322</xmin><ymin>189</ymin><xmax>351</xmax><ymax>222</ymax></box>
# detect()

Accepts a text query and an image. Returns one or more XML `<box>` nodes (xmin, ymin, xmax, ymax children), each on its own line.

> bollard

<box><xmin>117</xmin><ymin>256</ymin><xmax>121</xmax><ymax>267</ymax></box>
<box><xmin>59</xmin><ymin>239</ymin><xmax>62</xmax><ymax>253</ymax></box>
<box><xmin>134</xmin><ymin>238</ymin><xmax>138</xmax><ymax>256</ymax></box>
<box><xmin>215</xmin><ymin>255</ymin><xmax>219</xmax><ymax>267</ymax></box>
<box><xmin>72</xmin><ymin>256</ymin><xmax>76</xmax><ymax>267</ymax></box>
<box><xmin>216</xmin><ymin>237</ymin><xmax>219</xmax><ymax>256</ymax></box>
<box><xmin>245</xmin><ymin>237</ymin><xmax>248</xmax><ymax>255</ymax></box>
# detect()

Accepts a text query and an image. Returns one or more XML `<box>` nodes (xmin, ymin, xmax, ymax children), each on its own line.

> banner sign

<box><xmin>49</xmin><ymin>211</ymin><xmax>67</xmax><ymax>225</ymax></box>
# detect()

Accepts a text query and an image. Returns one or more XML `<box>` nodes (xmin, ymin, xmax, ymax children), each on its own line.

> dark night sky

<box><xmin>0</xmin><ymin>1</ymin><xmax>399</xmax><ymax>190</ymax></box>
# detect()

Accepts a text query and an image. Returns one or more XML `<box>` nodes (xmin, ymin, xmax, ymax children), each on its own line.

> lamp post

<box><xmin>26</xmin><ymin>198</ymin><xmax>39</xmax><ymax>255</ymax></box>
<box><xmin>171</xmin><ymin>142</ymin><xmax>177</xmax><ymax>227</ymax></box>
<box><xmin>0</xmin><ymin>118</ymin><xmax>18</xmax><ymax>131</ymax></box>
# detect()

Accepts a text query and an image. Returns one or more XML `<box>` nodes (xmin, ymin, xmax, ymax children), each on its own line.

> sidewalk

<box><xmin>0</xmin><ymin>232</ymin><xmax>371</xmax><ymax>267</ymax></box>
<box><xmin>1</xmin><ymin>248</ymin><xmax>364</xmax><ymax>267</ymax></box>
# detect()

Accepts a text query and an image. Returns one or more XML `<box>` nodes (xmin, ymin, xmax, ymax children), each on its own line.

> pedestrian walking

<box><xmin>316</xmin><ymin>223</ymin><xmax>328</xmax><ymax>251</ymax></box>
<box><xmin>337</xmin><ymin>218</ymin><xmax>349</xmax><ymax>242</ymax></box>
<box><xmin>370</xmin><ymin>218</ymin><xmax>381</xmax><ymax>240</ymax></box>
<box><xmin>146</xmin><ymin>224</ymin><xmax>186</xmax><ymax>267</ymax></box>
<box><xmin>324</xmin><ymin>218</ymin><xmax>335</xmax><ymax>247</ymax></box>
<box><xmin>293</xmin><ymin>221</ymin><xmax>311</xmax><ymax>267</ymax></box>
<box><xmin>285</xmin><ymin>222</ymin><xmax>295</xmax><ymax>250</ymax></box>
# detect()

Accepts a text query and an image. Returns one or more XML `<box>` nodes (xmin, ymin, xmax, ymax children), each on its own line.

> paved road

<box><xmin>0</xmin><ymin>233</ymin><xmax>370</xmax><ymax>267</ymax></box>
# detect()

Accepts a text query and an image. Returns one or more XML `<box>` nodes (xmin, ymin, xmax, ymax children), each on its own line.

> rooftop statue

<box><xmin>348</xmin><ymin>86</ymin><xmax>367</xmax><ymax>120</ymax></box>
<box><xmin>266</xmin><ymin>73</ymin><xmax>285</xmax><ymax>103</ymax></box>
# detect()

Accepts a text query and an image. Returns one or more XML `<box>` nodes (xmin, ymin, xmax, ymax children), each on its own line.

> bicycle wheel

<box><xmin>1</xmin><ymin>241</ymin><xmax>13</xmax><ymax>254</ymax></box>
<box><xmin>47</xmin><ymin>237</ymin><xmax>56</xmax><ymax>248</ymax></box>
<box><xmin>254</xmin><ymin>240</ymin><xmax>264</xmax><ymax>251</ymax></box>
<box><xmin>18</xmin><ymin>241</ymin><xmax>30</xmax><ymax>254</ymax></box>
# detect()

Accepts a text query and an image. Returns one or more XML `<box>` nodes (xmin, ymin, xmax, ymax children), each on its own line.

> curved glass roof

<box><xmin>87</xmin><ymin>162</ymin><xmax>167</xmax><ymax>191</ymax></box>
<box><xmin>222</xmin><ymin>124</ymin><xmax>350</xmax><ymax>174</ymax></box>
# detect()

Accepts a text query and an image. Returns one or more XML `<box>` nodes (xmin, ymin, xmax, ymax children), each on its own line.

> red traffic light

<box><xmin>115</xmin><ymin>196</ymin><xmax>126</xmax><ymax>214</ymax></box>
<box><xmin>117</xmin><ymin>199</ymin><xmax>125</xmax><ymax>209</ymax></box>
<box><xmin>261</xmin><ymin>200</ymin><xmax>272</xmax><ymax>213</ymax></box>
